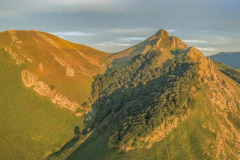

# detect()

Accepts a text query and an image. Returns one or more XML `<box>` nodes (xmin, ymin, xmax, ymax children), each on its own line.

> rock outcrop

<box><xmin>170</xmin><ymin>36</ymin><xmax>188</xmax><ymax>49</ymax></box>
<box><xmin>21</xmin><ymin>70</ymin><xmax>80</xmax><ymax>111</ymax></box>
<box><xmin>186</xmin><ymin>46</ymin><xmax>240</xmax><ymax>159</ymax></box>
<box><xmin>144</xmin><ymin>113</ymin><xmax>190</xmax><ymax>149</ymax></box>
<box><xmin>4</xmin><ymin>30</ymin><xmax>25</xmax><ymax>64</ymax></box>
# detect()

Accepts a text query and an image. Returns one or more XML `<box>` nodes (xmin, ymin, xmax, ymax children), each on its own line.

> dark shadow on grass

<box><xmin>47</xmin><ymin>126</ymin><xmax>81</xmax><ymax>159</ymax></box>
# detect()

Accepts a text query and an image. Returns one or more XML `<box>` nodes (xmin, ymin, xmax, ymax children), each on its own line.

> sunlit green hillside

<box><xmin>0</xmin><ymin>51</ymin><xmax>84</xmax><ymax>159</ymax></box>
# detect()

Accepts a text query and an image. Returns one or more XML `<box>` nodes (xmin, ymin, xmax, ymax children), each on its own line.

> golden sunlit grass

<box><xmin>0</xmin><ymin>30</ymin><xmax>111</xmax><ymax>107</ymax></box>
<box><xmin>0</xmin><ymin>51</ymin><xmax>84</xmax><ymax>159</ymax></box>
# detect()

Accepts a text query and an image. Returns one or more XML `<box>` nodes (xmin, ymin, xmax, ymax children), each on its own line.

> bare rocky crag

<box><xmin>186</xmin><ymin>47</ymin><xmax>240</xmax><ymax>159</ymax></box>
<box><xmin>21</xmin><ymin>69</ymin><xmax>81</xmax><ymax>112</ymax></box>
<box><xmin>4</xmin><ymin>30</ymin><xmax>31</xmax><ymax>64</ymax></box>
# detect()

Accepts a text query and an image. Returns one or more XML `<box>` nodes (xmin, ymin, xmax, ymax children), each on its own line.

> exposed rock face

<box><xmin>0</xmin><ymin>30</ymin><xmax>110</xmax><ymax>114</ymax></box>
<box><xmin>144</xmin><ymin>113</ymin><xmax>190</xmax><ymax>149</ymax></box>
<box><xmin>4</xmin><ymin>30</ymin><xmax>25</xmax><ymax>65</ymax></box>
<box><xmin>21</xmin><ymin>70</ymin><xmax>38</xmax><ymax>87</ymax></box>
<box><xmin>75</xmin><ymin>112</ymin><xmax>83</xmax><ymax>117</ymax></box>
<box><xmin>170</xmin><ymin>36</ymin><xmax>188</xmax><ymax>49</ymax></box>
<box><xmin>50</xmin><ymin>52</ymin><xmax>94</xmax><ymax>77</ymax></box>
<box><xmin>21</xmin><ymin>70</ymin><xmax>80</xmax><ymax>111</ymax></box>
<box><xmin>186</xmin><ymin>47</ymin><xmax>240</xmax><ymax>159</ymax></box>
<box><xmin>155</xmin><ymin>29</ymin><xmax>171</xmax><ymax>37</ymax></box>
<box><xmin>39</xmin><ymin>63</ymin><xmax>44</xmax><ymax>73</ymax></box>
<box><xmin>4</xmin><ymin>30</ymin><xmax>35</xmax><ymax>65</ymax></box>
<box><xmin>66</xmin><ymin>67</ymin><xmax>76</xmax><ymax>77</ymax></box>
<box><xmin>187</xmin><ymin>47</ymin><xmax>216</xmax><ymax>79</ymax></box>
<box><xmin>148</xmin><ymin>30</ymin><xmax>188</xmax><ymax>50</ymax></box>
<box><xmin>50</xmin><ymin>52</ymin><xmax>77</xmax><ymax>77</ymax></box>
<box><xmin>4</xmin><ymin>46</ymin><xmax>24</xmax><ymax>65</ymax></box>
<box><xmin>108</xmin><ymin>29</ymin><xmax>189</xmax><ymax>70</ymax></box>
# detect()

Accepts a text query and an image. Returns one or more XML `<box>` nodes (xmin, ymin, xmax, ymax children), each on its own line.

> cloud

<box><xmin>0</xmin><ymin>0</ymin><xmax>125</xmax><ymax>16</ymax></box>
<box><xmin>97</xmin><ymin>41</ymin><xmax>133</xmax><ymax>47</ymax></box>
<box><xmin>166</xmin><ymin>29</ymin><xmax>176</xmax><ymax>33</ymax></box>
<box><xmin>109</xmin><ymin>28</ymin><xmax>176</xmax><ymax>38</ymax></box>
<box><xmin>196</xmin><ymin>47</ymin><xmax>217</xmax><ymax>52</ymax></box>
<box><xmin>96</xmin><ymin>35</ymin><xmax>147</xmax><ymax>48</ymax></box>
<box><xmin>110</xmin><ymin>28</ymin><xmax>156</xmax><ymax>37</ymax></box>
<box><xmin>119</xmin><ymin>37</ymin><xmax>146</xmax><ymax>42</ymax></box>
<box><xmin>51</xmin><ymin>32</ymin><xmax>94</xmax><ymax>37</ymax></box>
<box><xmin>1</xmin><ymin>0</ymin><xmax>240</xmax><ymax>53</ymax></box>
<box><xmin>214</xmin><ymin>36</ymin><xmax>226</xmax><ymax>40</ymax></box>
<box><xmin>183</xmin><ymin>40</ymin><xmax>207</xmax><ymax>43</ymax></box>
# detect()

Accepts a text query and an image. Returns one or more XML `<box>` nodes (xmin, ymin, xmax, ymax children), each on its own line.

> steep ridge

<box><xmin>0</xmin><ymin>30</ymin><xmax>110</xmax><ymax>112</ymax></box>
<box><xmin>67</xmin><ymin>30</ymin><xmax>240</xmax><ymax>160</ymax></box>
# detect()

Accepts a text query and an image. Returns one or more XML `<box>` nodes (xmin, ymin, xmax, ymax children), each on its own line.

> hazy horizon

<box><xmin>1</xmin><ymin>0</ymin><xmax>240</xmax><ymax>55</ymax></box>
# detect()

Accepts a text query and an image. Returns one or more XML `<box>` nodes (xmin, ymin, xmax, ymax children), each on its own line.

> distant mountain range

<box><xmin>209</xmin><ymin>52</ymin><xmax>240</xmax><ymax>69</ymax></box>
<box><xmin>0</xmin><ymin>29</ymin><xmax>240</xmax><ymax>160</ymax></box>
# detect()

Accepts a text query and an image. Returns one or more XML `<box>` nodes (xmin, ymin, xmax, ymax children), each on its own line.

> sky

<box><xmin>0</xmin><ymin>0</ymin><xmax>240</xmax><ymax>55</ymax></box>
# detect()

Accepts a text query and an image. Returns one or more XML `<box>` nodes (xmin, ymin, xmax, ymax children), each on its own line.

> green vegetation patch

<box><xmin>0</xmin><ymin>50</ymin><xmax>83</xmax><ymax>159</ymax></box>
<box><xmin>89</xmin><ymin>50</ymin><xmax>199</xmax><ymax>149</ymax></box>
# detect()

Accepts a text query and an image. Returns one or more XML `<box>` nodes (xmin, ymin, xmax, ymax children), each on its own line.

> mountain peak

<box><xmin>155</xmin><ymin>29</ymin><xmax>170</xmax><ymax>37</ymax></box>
<box><xmin>108</xmin><ymin>29</ymin><xmax>188</xmax><ymax>68</ymax></box>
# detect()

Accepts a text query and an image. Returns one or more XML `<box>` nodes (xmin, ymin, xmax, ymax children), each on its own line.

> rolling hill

<box><xmin>0</xmin><ymin>50</ymin><xmax>83</xmax><ymax>159</ymax></box>
<box><xmin>0</xmin><ymin>30</ymin><xmax>110</xmax><ymax>159</ymax></box>
<box><xmin>0</xmin><ymin>30</ymin><xmax>110</xmax><ymax>112</ymax></box>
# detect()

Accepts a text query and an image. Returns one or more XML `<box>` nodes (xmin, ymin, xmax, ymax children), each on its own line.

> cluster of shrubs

<box><xmin>89</xmin><ymin>50</ymin><xmax>199</xmax><ymax>149</ymax></box>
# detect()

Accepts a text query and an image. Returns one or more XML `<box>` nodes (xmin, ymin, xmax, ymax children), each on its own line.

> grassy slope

<box><xmin>107</xmin><ymin>88</ymin><xmax>218</xmax><ymax>160</ymax></box>
<box><xmin>67</xmin><ymin>86</ymin><xmax>239</xmax><ymax>160</ymax></box>
<box><xmin>0</xmin><ymin>30</ymin><xmax>110</xmax><ymax>106</ymax></box>
<box><xmin>0</xmin><ymin>51</ymin><xmax>84</xmax><ymax>160</ymax></box>
<box><xmin>67</xmin><ymin>56</ymin><xmax>240</xmax><ymax>160</ymax></box>
<box><xmin>66</xmin><ymin>46</ymin><xmax>240</xmax><ymax>160</ymax></box>
<box><xmin>214</xmin><ymin>61</ymin><xmax>240</xmax><ymax>84</ymax></box>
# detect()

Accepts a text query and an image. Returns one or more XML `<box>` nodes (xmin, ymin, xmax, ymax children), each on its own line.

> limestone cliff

<box><xmin>21</xmin><ymin>70</ymin><xmax>80</xmax><ymax>111</ymax></box>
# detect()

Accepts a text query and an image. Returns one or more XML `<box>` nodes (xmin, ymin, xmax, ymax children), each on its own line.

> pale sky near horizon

<box><xmin>0</xmin><ymin>0</ymin><xmax>240</xmax><ymax>55</ymax></box>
